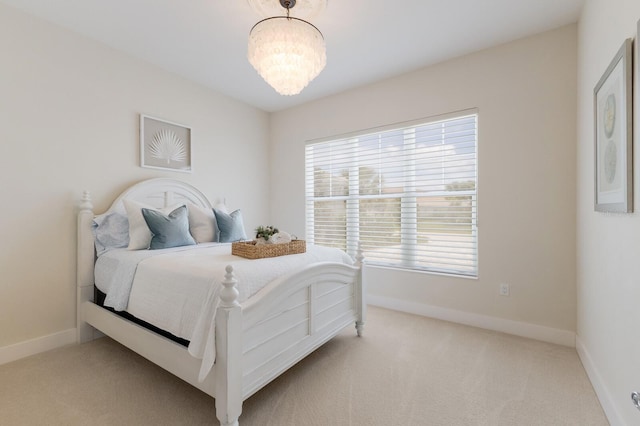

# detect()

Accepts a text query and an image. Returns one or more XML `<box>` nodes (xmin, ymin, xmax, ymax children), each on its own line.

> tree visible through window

<box><xmin>305</xmin><ymin>112</ymin><xmax>478</xmax><ymax>277</ymax></box>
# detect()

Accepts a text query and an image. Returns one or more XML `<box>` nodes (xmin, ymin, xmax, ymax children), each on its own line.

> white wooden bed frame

<box><xmin>76</xmin><ymin>178</ymin><xmax>365</xmax><ymax>426</ymax></box>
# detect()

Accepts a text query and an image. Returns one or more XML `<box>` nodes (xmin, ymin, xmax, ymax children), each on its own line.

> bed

<box><xmin>76</xmin><ymin>178</ymin><xmax>366</xmax><ymax>426</ymax></box>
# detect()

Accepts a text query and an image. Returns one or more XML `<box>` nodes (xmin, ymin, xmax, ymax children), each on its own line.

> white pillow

<box><xmin>123</xmin><ymin>199</ymin><xmax>183</xmax><ymax>250</ymax></box>
<box><xmin>187</xmin><ymin>203</ymin><xmax>218</xmax><ymax>243</ymax></box>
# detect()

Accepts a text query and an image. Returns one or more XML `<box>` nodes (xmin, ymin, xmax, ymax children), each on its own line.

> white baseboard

<box><xmin>367</xmin><ymin>295</ymin><xmax>576</xmax><ymax>347</ymax></box>
<box><xmin>575</xmin><ymin>335</ymin><xmax>620</xmax><ymax>426</ymax></box>
<box><xmin>0</xmin><ymin>329</ymin><xmax>76</xmax><ymax>366</ymax></box>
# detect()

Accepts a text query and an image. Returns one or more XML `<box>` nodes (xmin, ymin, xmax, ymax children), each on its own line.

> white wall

<box><xmin>0</xmin><ymin>4</ymin><xmax>269</xmax><ymax>349</ymax></box>
<box><xmin>270</xmin><ymin>26</ymin><xmax>578</xmax><ymax>340</ymax></box>
<box><xmin>577</xmin><ymin>1</ymin><xmax>640</xmax><ymax>424</ymax></box>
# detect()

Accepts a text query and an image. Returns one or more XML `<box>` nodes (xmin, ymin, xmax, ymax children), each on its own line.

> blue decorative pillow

<box><xmin>92</xmin><ymin>212</ymin><xmax>130</xmax><ymax>256</ymax></box>
<box><xmin>213</xmin><ymin>208</ymin><xmax>247</xmax><ymax>242</ymax></box>
<box><xmin>142</xmin><ymin>205</ymin><xmax>196</xmax><ymax>250</ymax></box>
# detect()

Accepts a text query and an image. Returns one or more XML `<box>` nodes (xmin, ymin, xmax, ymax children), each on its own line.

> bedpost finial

<box><xmin>355</xmin><ymin>241</ymin><xmax>364</xmax><ymax>266</ymax></box>
<box><xmin>220</xmin><ymin>265</ymin><xmax>240</xmax><ymax>307</ymax></box>
<box><xmin>79</xmin><ymin>191</ymin><xmax>93</xmax><ymax>211</ymax></box>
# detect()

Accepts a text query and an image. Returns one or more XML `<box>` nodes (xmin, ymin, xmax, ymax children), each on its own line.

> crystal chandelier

<box><xmin>247</xmin><ymin>0</ymin><xmax>326</xmax><ymax>96</ymax></box>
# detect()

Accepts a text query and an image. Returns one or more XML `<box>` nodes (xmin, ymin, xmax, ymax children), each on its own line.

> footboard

<box><xmin>240</xmin><ymin>260</ymin><xmax>365</xmax><ymax>399</ymax></box>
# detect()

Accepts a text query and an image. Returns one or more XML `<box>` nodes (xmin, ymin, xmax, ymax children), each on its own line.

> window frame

<box><xmin>305</xmin><ymin>109</ymin><xmax>479</xmax><ymax>277</ymax></box>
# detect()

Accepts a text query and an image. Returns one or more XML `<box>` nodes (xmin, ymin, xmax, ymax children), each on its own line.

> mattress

<box><xmin>95</xmin><ymin>288</ymin><xmax>190</xmax><ymax>347</ymax></box>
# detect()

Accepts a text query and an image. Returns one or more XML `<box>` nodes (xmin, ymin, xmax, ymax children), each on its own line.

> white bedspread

<box><xmin>94</xmin><ymin>243</ymin><xmax>353</xmax><ymax>380</ymax></box>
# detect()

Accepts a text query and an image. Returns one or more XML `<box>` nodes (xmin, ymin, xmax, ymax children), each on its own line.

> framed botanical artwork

<box><xmin>593</xmin><ymin>38</ymin><xmax>633</xmax><ymax>212</ymax></box>
<box><xmin>140</xmin><ymin>115</ymin><xmax>192</xmax><ymax>173</ymax></box>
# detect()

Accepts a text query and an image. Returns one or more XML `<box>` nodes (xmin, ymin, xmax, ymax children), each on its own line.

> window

<box><xmin>305</xmin><ymin>111</ymin><xmax>478</xmax><ymax>277</ymax></box>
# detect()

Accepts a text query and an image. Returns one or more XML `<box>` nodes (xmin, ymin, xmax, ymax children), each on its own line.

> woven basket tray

<box><xmin>232</xmin><ymin>240</ymin><xmax>306</xmax><ymax>259</ymax></box>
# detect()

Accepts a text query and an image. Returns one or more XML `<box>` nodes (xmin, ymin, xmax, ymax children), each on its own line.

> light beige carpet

<box><xmin>0</xmin><ymin>307</ymin><xmax>608</xmax><ymax>425</ymax></box>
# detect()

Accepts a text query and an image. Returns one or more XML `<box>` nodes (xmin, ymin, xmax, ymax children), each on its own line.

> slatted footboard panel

<box><xmin>240</xmin><ymin>264</ymin><xmax>359</xmax><ymax>399</ymax></box>
<box><xmin>314</xmin><ymin>281</ymin><xmax>355</xmax><ymax>335</ymax></box>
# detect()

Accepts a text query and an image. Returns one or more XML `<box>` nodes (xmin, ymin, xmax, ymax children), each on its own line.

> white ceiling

<box><xmin>1</xmin><ymin>0</ymin><xmax>585</xmax><ymax>112</ymax></box>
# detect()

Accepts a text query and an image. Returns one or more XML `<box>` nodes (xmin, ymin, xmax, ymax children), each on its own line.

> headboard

<box><xmin>100</xmin><ymin>178</ymin><xmax>212</xmax><ymax>215</ymax></box>
<box><xmin>76</xmin><ymin>178</ymin><xmax>213</xmax><ymax>342</ymax></box>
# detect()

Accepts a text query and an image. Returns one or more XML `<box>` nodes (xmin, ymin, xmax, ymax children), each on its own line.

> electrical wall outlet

<box><xmin>499</xmin><ymin>283</ymin><xmax>510</xmax><ymax>296</ymax></box>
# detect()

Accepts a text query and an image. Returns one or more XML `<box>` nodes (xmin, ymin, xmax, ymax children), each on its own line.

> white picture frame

<box><xmin>593</xmin><ymin>39</ymin><xmax>633</xmax><ymax>212</ymax></box>
<box><xmin>140</xmin><ymin>115</ymin><xmax>192</xmax><ymax>173</ymax></box>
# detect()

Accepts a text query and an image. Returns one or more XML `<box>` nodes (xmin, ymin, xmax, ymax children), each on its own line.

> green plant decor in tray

<box><xmin>255</xmin><ymin>225</ymin><xmax>279</xmax><ymax>241</ymax></box>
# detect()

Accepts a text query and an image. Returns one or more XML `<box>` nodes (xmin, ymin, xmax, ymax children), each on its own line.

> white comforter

<box><xmin>94</xmin><ymin>243</ymin><xmax>353</xmax><ymax>380</ymax></box>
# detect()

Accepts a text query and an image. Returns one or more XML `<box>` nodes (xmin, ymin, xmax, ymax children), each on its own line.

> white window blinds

<box><xmin>305</xmin><ymin>112</ymin><xmax>478</xmax><ymax>277</ymax></box>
